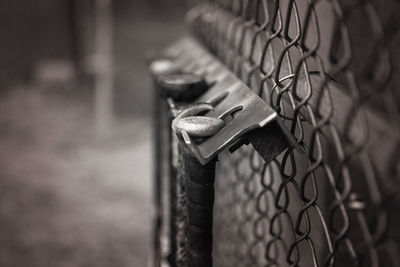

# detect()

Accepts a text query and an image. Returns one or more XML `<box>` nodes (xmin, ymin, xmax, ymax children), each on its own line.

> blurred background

<box><xmin>0</xmin><ymin>0</ymin><xmax>185</xmax><ymax>266</ymax></box>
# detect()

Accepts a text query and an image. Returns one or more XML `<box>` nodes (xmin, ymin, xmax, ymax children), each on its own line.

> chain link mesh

<box><xmin>159</xmin><ymin>0</ymin><xmax>400</xmax><ymax>266</ymax></box>
<box><xmin>178</xmin><ymin>0</ymin><xmax>400</xmax><ymax>266</ymax></box>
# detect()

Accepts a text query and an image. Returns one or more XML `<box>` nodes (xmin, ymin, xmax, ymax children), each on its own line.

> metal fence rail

<box><xmin>152</xmin><ymin>0</ymin><xmax>400</xmax><ymax>266</ymax></box>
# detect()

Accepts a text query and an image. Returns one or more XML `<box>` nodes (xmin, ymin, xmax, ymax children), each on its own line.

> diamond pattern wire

<box><xmin>166</xmin><ymin>0</ymin><xmax>400</xmax><ymax>266</ymax></box>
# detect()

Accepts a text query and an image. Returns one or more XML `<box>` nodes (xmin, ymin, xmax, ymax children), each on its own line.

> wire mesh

<box><xmin>159</xmin><ymin>0</ymin><xmax>400</xmax><ymax>266</ymax></box>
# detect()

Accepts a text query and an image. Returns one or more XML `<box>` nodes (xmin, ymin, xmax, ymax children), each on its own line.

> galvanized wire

<box><xmin>171</xmin><ymin>0</ymin><xmax>400</xmax><ymax>266</ymax></box>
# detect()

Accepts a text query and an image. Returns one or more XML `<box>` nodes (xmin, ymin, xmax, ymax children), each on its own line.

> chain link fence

<box><xmin>153</xmin><ymin>0</ymin><xmax>400</xmax><ymax>266</ymax></box>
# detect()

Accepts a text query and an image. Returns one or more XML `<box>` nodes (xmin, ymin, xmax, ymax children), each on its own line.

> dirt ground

<box><xmin>0</xmin><ymin>86</ymin><xmax>151</xmax><ymax>267</ymax></box>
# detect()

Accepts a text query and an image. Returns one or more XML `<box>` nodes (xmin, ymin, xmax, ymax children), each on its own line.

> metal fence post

<box><xmin>149</xmin><ymin>58</ymin><xmax>180</xmax><ymax>267</ymax></box>
<box><xmin>180</xmin><ymin>143</ymin><xmax>216</xmax><ymax>267</ymax></box>
<box><xmin>158</xmin><ymin>72</ymin><xmax>211</xmax><ymax>266</ymax></box>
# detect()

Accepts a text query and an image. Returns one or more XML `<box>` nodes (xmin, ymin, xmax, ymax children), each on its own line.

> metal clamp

<box><xmin>153</xmin><ymin>39</ymin><xmax>298</xmax><ymax>166</ymax></box>
<box><xmin>161</xmin><ymin>46</ymin><xmax>297</xmax><ymax>164</ymax></box>
<box><xmin>179</xmin><ymin>77</ymin><xmax>297</xmax><ymax>164</ymax></box>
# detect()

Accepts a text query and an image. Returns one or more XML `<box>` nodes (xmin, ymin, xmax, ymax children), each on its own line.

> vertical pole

<box><xmin>152</xmin><ymin>81</ymin><xmax>163</xmax><ymax>267</ymax></box>
<box><xmin>66</xmin><ymin>0</ymin><xmax>81</xmax><ymax>78</ymax></box>
<box><xmin>168</xmin><ymin>118</ymin><xmax>178</xmax><ymax>267</ymax></box>
<box><xmin>94</xmin><ymin>0</ymin><xmax>113</xmax><ymax>138</ymax></box>
<box><xmin>158</xmin><ymin>71</ymin><xmax>214</xmax><ymax>266</ymax></box>
<box><xmin>180</xmin><ymin>144</ymin><xmax>216</xmax><ymax>267</ymax></box>
<box><xmin>150</xmin><ymin>59</ymin><xmax>180</xmax><ymax>267</ymax></box>
<box><xmin>153</xmin><ymin>87</ymin><xmax>175</xmax><ymax>267</ymax></box>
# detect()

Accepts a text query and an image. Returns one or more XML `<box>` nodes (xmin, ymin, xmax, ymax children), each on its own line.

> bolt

<box><xmin>173</xmin><ymin>116</ymin><xmax>225</xmax><ymax>137</ymax></box>
<box><xmin>172</xmin><ymin>103</ymin><xmax>224</xmax><ymax>138</ymax></box>
<box><xmin>175</xmin><ymin>102</ymin><xmax>214</xmax><ymax>118</ymax></box>
<box><xmin>149</xmin><ymin>58</ymin><xmax>180</xmax><ymax>76</ymax></box>
<box><xmin>159</xmin><ymin>73</ymin><xmax>209</xmax><ymax>102</ymax></box>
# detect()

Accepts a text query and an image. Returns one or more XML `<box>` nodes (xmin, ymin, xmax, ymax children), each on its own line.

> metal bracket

<box><xmin>160</xmin><ymin>38</ymin><xmax>297</xmax><ymax>165</ymax></box>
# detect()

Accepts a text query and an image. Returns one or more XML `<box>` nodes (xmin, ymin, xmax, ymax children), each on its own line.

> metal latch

<box><xmin>152</xmin><ymin>38</ymin><xmax>297</xmax><ymax>165</ymax></box>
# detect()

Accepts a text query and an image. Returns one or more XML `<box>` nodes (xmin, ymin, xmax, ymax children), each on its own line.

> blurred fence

<box><xmin>153</xmin><ymin>0</ymin><xmax>400</xmax><ymax>266</ymax></box>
